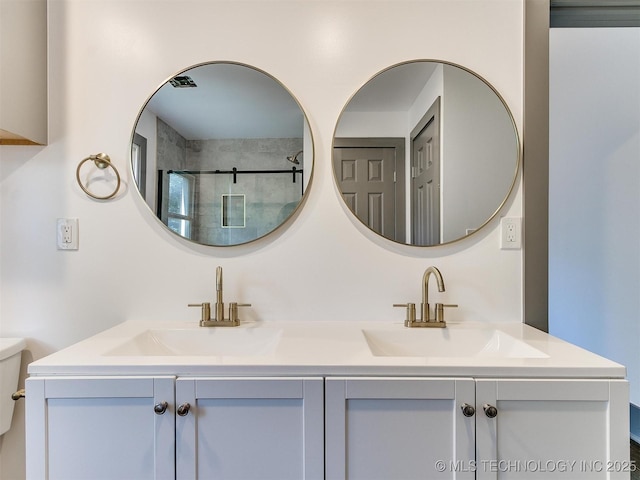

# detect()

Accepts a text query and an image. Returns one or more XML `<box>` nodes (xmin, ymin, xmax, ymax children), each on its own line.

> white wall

<box><xmin>549</xmin><ymin>28</ymin><xmax>640</xmax><ymax>406</ymax></box>
<box><xmin>442</xmin><ymin>64</ymin><xmax>519</xmax><ymax>242</ymax></box>
<box><xmin>0</xmin><ymin>1</ymin><xmax>524</xmax><ymax>478</ymax></box>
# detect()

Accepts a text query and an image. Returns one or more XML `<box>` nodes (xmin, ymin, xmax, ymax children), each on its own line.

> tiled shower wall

<box><xmin>188</xmin><ymin>137</ymin><xmax>304</xmax><ymax>244</ymax></box>
<box><xmin>157</xmin><ymin>130</ymin><xmax>305</xmax><ymax>245</ymax></box>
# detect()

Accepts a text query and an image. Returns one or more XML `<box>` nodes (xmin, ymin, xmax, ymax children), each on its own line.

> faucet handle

<box><xmin>435</xmin><ymin>303</ymin><xmax>458</xmax><ymax>323</ymax></box>
<box><xmin>188</xmin><ymin>302</ymin><xmax>211</xmax><ymax>324</ymax></box>
<box><xmin>394</xmin><ymin>303</ymin><xmax>417</xmax><ymax>326</ymax></box>
<box><xmin>229</xmin><ymin>302</ymin><xmax>252</xmax><ymax>325</ymax></box>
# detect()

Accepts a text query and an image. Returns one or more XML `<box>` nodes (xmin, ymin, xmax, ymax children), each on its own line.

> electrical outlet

<box><xmin>500</xmin><ymin>217</ymin><xmax>521</xmax><ymax>250</ymax></box>
<box><xmin>57</xmin><ymin>218</ymin><xmax>79</xmax><ymax>250</ymax></box>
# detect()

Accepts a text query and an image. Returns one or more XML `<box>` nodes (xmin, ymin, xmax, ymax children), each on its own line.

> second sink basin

<box><xmin>362</xmin><ymin>327</ymin><xmax>549</xmax><ymax>358</ymax></box>
<box><xmin>105</xmin><ymin>327</ymin><xmax>283</xmax><ymax>357</ymax></box>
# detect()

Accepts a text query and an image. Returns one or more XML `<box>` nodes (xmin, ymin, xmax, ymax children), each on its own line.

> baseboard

<box><xmin>631</xmin><ymin>403</ymin><xmax>640</xmax><ymax>444</ymax></box>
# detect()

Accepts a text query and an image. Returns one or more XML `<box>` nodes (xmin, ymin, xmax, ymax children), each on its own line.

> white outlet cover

<box><xmin>57</xmin><ymin>218</ymin><xmax>79</xmax><ymax>250</ymax></box>
<box><xmin>500</xmin><ymin>217</ymin><xmax>522</xmax><ymax>250</ymax></box>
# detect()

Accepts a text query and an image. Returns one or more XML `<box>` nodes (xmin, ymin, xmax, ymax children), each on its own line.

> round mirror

<box><xmin>131</xmin><ymin>62</ymin><xmax>313</xmax><ymax>246</ymax></box>
<box><xmin>333</xmin><ymin>60</ymin><xmax>519</xmax><ymax>246</ymax></box>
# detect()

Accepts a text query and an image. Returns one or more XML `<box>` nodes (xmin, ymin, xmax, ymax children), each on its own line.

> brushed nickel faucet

<box><xmin>394</xmin><ymin>266</ymin><xmax>457</xmax><ymax>327</ymax></box>
<box><xmin>189</xmin><ymin>266</ymin><xmax>251</xmax><ymax>327</ymax></box>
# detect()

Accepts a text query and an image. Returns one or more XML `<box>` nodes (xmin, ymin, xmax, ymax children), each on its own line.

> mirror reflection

<box><xmin>132</xmin><ymin>62</ymin><xmax>313</xmax><ymax>246</ymax></box>
<box><xmin>333</xmin><ymin>61</ymin><xmax>519</xmax><ymax>246</ymax></box>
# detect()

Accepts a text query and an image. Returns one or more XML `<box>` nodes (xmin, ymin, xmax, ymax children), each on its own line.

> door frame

<box><xmin>410</xmin><ymin>97</ymin><xmax>441</xmax><ymax>245</ymax></box>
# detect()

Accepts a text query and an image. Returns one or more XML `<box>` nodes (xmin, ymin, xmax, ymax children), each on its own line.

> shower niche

<box><xmin>131</xmin><ymin>62</ymin><xmax>314</xmax><ymax>247</ymax></box>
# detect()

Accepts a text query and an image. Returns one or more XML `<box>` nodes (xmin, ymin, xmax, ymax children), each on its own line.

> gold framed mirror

<box><xmin>131</xmin><ymin>62</ymin><xmax>314</xmax><ymax>246</ymax></box>
<box><xmin>333</xmin><ymin>60</ymin><xmax>520</xmax><ymax>246</ymax></box>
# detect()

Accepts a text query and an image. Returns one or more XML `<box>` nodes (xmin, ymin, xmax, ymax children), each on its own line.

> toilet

<box><xmin>0</xmin><ymin>337</ymin><xmax>26</xmax><ymax>436</ymax></box>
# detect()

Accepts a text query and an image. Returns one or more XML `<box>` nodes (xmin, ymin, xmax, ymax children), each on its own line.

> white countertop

<box><xmin>27</xmin><ymin>320</ymin><xmax>626</xmax><ymax>378</ymax></box>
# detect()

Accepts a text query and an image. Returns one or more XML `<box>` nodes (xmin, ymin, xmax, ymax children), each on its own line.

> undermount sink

<box><xmin>105</xmin><ymin>327</ymin><xmax>283</xmax><ymax>357</ymax></box>
<box><xmin>362</xmin><ymin>327</ymin><xmax>549</xmax><ymax>358</ymax></box>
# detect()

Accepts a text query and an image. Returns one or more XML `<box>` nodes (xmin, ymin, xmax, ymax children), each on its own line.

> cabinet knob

<box><xmin>153</xmin><ymin>401</ymin><xmax>168</xmax><ymax>415</ymax></box>
<box><xmin>177</xmin><ymin>403</ymin><xmax>191</xmax><ymax>416</ymax></box>
<box><xmin>483</xmin><ymin>403</ymin><xmax>498</xmax><ymax>418</ymax></box>
<box><xmin>461</xmin><ymin>403</ymin><xmax>476</xmax><ymax>417</ymax></box>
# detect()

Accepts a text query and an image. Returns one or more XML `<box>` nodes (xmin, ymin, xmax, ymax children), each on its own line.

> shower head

<box><xmin>286</xmin><ymin>150</ymin><xmax>303</xmax><ymax>165</ymax></box>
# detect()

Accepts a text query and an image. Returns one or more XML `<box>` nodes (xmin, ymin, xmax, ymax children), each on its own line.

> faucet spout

<box><xmin>421</xmin><ymin>266</ymin><xmax>445</xmax><ymax>322</ymax></box>
<box><xmin>216</xmin><ymin>266</ymin><xmax>223</xmax><ymax>294</ymax></box>
<box><xmin>215</xmin><ymin>266</ymin><xmax>224</xmax><ymax>320</ymax></box>
<box><xmin>393</xmin><ymin>265</ymin><xmax>455</xmax><ymax>327</ymax></box>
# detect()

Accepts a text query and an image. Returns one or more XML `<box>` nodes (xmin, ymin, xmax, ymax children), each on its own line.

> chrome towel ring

<box><xmin>76</xmin><ymin>153</ymin><xmax>121</xmax><ymax>200</ymax></box>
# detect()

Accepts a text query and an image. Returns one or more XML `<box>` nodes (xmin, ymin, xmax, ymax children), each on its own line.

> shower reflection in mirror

<box><xmin>131</xmin><ymin>62</ymin><xmax>313</xmax><ymax>247</ymax></box>
<box><xmin>165</xmin><ymin>172</ymin><xmax>194</xmax><ymax>238</ymax></box>
<box><xmin>156</xmin><ymin>164</ymin><xmax>302</xmax><ymax>245</ymax></box>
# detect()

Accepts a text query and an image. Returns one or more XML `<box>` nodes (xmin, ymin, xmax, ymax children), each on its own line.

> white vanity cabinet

<box><xmin>26</xmin><ymin>375</ymin><xmax>630</xmax><ymax>480</ymax></box>
<box><xmin>175</xmin><ymin>377</ymin><xmax>324</xmax><ymax>479</ymax></box>
<box><xmin>26</xmin><ymin>375</ymin><xmax>324</xmax><ymax>480</ymax></box>
<box><xmin>325</xmin><ymin>377</ymin><xmax>476</xmax><ymax>479</ymax></box>
<box><xmin>475</xmin><ymin>378</ymin><xmax>630</xmax><ymax>480</ymax></box>
<box><xmin>26</xmin><ymin>376</ymin><xmax>176</xmax><ymax>480</ymax></box>
<box><xmin>325</xmin><ymin>377</ymin><xmax>630</xmax><ymax>480</ymax></box>
<box><xmin>24</xmin><ymin>321</ymin><xmax>630</xmax><ymax>480</ymax></box>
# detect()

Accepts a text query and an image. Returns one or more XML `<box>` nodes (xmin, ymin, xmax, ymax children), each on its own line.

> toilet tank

<box><xmin>0</xmin><ymin>338</ymin><xmax>26</xmax><ymax>436</ymax></box>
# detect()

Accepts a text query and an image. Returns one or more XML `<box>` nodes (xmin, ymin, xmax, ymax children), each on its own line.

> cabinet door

<box><xmin>26</xmin><ymin>376</ymin><xmax>175</xmax><ymax>480</ymax></box>
<box><xmin>175</xmin><ymin>377</ymin><xmax>324</xmax><ymax>480</ymax></box>
<box><xmin>476</xmin><ymin>379</ymin><xmax>629</xmax><ymax>480</ymax></box>
<box><xmin>325</xmin><ymin>377</ymin><xmax>476</xmax><ymax>480</ymax></box>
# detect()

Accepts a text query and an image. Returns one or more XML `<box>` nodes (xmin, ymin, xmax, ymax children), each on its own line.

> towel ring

<box><xmin>76</xmin><ymin>153</ymin><xmax>121</xmax><ymax>200</ymax></box>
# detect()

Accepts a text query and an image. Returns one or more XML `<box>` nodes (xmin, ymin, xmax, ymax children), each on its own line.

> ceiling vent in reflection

<box><xmin>169</xmin><ymin>76</ymin><xmax>197</xmax><ymax>88</ymax></box>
